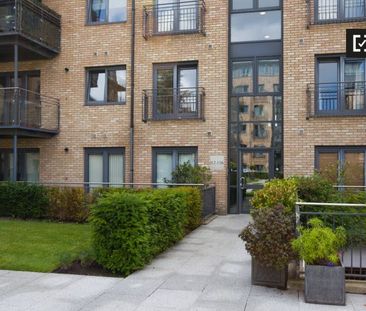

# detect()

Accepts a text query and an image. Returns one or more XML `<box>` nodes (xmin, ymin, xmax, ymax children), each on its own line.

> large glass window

<box><xmin>87</xmin><ymin>67</ymin><xmax>126</xmax><ymax>105</ymax></box>
<box><xmin>231</xmin><ymin>10</ymin><xmax>281</xmax><ymax>42</ymax></box>
<box><xmin>316</xmin><ymin>147</ymin><xmax>366</xmax><ymax>187</ymax></box>
<box><xmin>153</xmin><ymin>147</ymin><xmax>197</xmax><ymax>185</ymax></box>
<box><xmin>317</xmin><ymin>57</ymin><xmax>366</xmax><ymax>114</ymax></box>
<box><xmin>85</xmin><ymin>148</ymin><xmax>124</xmax><ymax>188</ymax></box>
<box><xmin>0</xmin><ymin>149</ymin><xmax>39</xmax><ymax>182</ymax></box>
<box><xmin>317</xmin><ymin>0</ymin><xmax>365</xmax><ymax>21</ymax></box>
<box><xmin>88</xmin><ymin>0</ymin><xmax>127</xmax><ymax>24</ymax></box>
<box><xmin>154</xmin><ymin>63</ymin><xmax>198</xmax><ymax>119</ymax></box>
<box><xmin>232</xmin><ymin>58</ymin><xmax>280</xmax><ymax>95</ymax></box>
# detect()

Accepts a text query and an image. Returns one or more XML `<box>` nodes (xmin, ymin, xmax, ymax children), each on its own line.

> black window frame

<box><xmin>87</xmin><ymin>0</ymin><xmax>128</xmax><ymax>25</ymax></box>
<box><xmin>315</xmin><ymin>0</ymin><xmax>366</xmax><ymax>23</ymax></box>
<box><xmin>231</xmin><ymin>0</ymin><xmax>282</xmax><ymax>12</ymax></box>
<box><xmin>315</xmin><ymin>55</ymin><xmax>366</xmax><ymax>116</ymax></box>
<box><xmin>85</xmin><ymin>66</ymin><xmax>127</xmax><ymax>106</ymax></box>
<box><xmin>0</xmin><ymin>148</ymin><xmax>40</xmax><ymax>182</ymax></box>
<box><xmin>232</xmin><ymin>57</ymin><xmax>282</xmax><ymax>96</ymax></box>
<box><xmin>84</xmin><ymin>147</ymin><xmax>125</xmax><ymax>188</ymax></box>
<box><xmin>152</xmin><ymin>61</ymin><xmax>199</xmax><ymax>120</ymax></box>
<box><xmin>152</xmin><ymin>147</ymin><xmax>198</xmax><ymax>184</ymax></box>
<box><xmin>315</xmin><ymin>146</ymin><xmax>366</xmax><ymax>186</ymax></box>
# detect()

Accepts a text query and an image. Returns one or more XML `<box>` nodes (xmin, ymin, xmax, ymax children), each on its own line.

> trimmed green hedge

<box><xmin>90</xmin><ymin>187</ymin><xmax>202</xmax><ymax>275</ymax></box>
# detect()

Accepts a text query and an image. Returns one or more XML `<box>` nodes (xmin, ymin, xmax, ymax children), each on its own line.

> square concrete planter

<box><xmin>305</xmin><ymin>265</ymin><xmax>345</xmax><ymax>306</ymax></box>
<box><xmin>251</xmin><ymin>258</ymin><xmax>288</xmax><ymax>289</ymax></box>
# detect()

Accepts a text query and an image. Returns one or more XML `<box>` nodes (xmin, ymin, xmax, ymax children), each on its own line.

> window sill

<box><xmin>85</xmin><ymin>20</ymin><xmax>128</xmax><ymax>26</ymax></box>
<box><xmin>312</xmin><ymin>17</ymin><xmax>366</xmax><ymax>25</ymax></box>
<box><xmin>85</xmin><ymin>102</ymin><xmax>126</xmax><ymax>106</ymax></box>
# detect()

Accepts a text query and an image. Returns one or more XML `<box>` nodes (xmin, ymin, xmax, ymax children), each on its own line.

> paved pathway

<box><xmin>0</xmin><ymin>215</ymin><xmax>364</xmax><ymax>311</ymax></box>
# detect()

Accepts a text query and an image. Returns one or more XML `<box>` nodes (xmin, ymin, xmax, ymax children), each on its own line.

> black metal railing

<box><xmin>202</xmin><ymin>185</ymin><xmax>216</xmax><ymax>219</ymax></box>
<box><xmin>0</xmin><ymin>0</ymin><xmax>61</xmax><ymax>52</ymax></box>
<box><xmin>307</xmin><ymin>82</ymin><xmax>366</xmax><ymax>117</ymax></box>
<box><xmin>296</xmin><ymin>202</ymin><xmax>366</xmax><ymax>280</ymax></box>
<box><xmin>143</xmin><ymin>87</ymin><xmax>205</xmax><ymax>121</ymax></box>
<box><xmin>308</xmin><ymin>0</ymin><xmax>366</xmax><ymax>26</ymax></box>
<box><xmin>143</xmin><ymin>0</ymin><xmax>206</xmax><ymax>38</ymax></box>
<box><xmin>0</xmin><ymin>87</ymin><xmax>60</xmax><ymax>132</ymax></box>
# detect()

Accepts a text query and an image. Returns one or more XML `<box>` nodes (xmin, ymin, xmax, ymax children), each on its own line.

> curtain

<box><xmin>109</xmin><ymin>154</ymin><xmax>123</xmax><ymax>187</ymax></box>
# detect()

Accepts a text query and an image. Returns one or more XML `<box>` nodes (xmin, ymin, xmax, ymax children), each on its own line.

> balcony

<box><xmin>307</xmin><ymin>0</ymin><xmax>366</xmax><ymax>26</ymax></box>
<box><xmin>143</xmin><ymin>87</ymin><xmax>205</xmax><ymax>122</ymax></box>
<box><xmin>143</xmin><ymin>0</ymin><xmax>206</xmax><ymax>39</ymax></box>
<box><xmin>0</xmin><ymin>0</ymin><xmax>61</xmax><ymax>61</ymax></box>
<box><xmin>0</xmin><ymin>87</ymin><xmax>60</xmax><ymax>137</ymax></box>
<box><xmin>307</xmin><ymin>82</ymin><xmax>366</xmax><ymax>117</ymax></box>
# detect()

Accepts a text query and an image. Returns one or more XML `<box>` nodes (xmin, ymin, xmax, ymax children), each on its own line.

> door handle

<box><xmin>240</xmin><ymin>176</ymin><xmax>245</xmax><ymax>189</ymax></box>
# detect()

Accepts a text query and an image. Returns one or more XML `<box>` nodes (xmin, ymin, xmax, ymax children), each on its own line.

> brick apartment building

<box><xmin>0</xmin><ymin>0</ymin><xmax>365</xmax><ymax>214</ymax></box>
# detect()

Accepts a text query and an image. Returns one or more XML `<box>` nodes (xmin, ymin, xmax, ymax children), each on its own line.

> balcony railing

<box><xmin>143</xmin><ymin>0</ymin><xmax>206</xmax><ymax>38</ymax></box>
<box><xmin>0</xmin><ymin>87</ymin><xmax>60</xmax><ymax>132</ymax></box>
<box><xmin>307</xmin><ymin>82</ymin><xmax>366</xmax><ymax>117</ymax></box>
<box><xmin>143</xmin><ymin>87</ymin><xmax>205</xmax><ymax>122</ymax></box>
<box><xmin>307</xmin><ymin>0</ymin><xmax>366</xmax><ymax>26</ymax></box>
<box><xmin>0</xmin><ymin>0</ymin><xmax>61</xmax><ymax>52</ymax></box>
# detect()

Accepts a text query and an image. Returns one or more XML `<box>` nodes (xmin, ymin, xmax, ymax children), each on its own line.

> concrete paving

<box><xmin>0</xmin><ymin>215</ymin><xmax>364</xmax><ymax>311</ymax></box>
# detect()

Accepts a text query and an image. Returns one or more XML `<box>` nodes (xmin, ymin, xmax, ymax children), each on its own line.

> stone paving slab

<box><xmin>0</xmin><ymin>215</ymin><xmax>364</xmax><ymax>311</ymax></box>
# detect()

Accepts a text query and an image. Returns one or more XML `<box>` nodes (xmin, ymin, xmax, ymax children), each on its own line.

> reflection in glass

<box><xmin>157</xmin><ymin>68</ymin><xmax>174</xmax><ymax>115</ymax></box>
<box><xmin>231</xmin><ymin>11</ymin><xmax>281</xmax><ymax>42</ymax></box>
<box><xmin>109</xmin><ymin>0</ymin><xmax>127</xmax><ymax>22</ymax></box>
<box><xmin>232</xmin><ymin>0</ymin><xmax>253</xmax><ymax>10</ymax></box>
<box><xmin>90</xmin><ymin>0</ymin><xmax>107</xmax><ymax>22</ymax></box>
<box><xmin>258</xmin><ymin>0</ymin><xmax>280</xmax><ymax>7</ymax></box>
<box><xmin>179</xmin><ymin>68</ymin><xmax>197</xmax><ymax>113</ymax></box>
<box><xmin>344</xmin><ymin>0</ymin><xmax>364</xmax><ymax>18</ymax></box>
<box><xmin>345</xmin><ymin>60</ymin><xmax>365</xmax><ymax>111</ymax></box>
<box><xmin>89</xmin><ymin>70</ymin><xmax>106</xmax><ymax>102</ymax></box>
<box><xmin>318</xmin><ymin>0</ymin><xmax>338</xmax><ymax>20</ymax></box>
<box><xmin>344</xmin><ymin>152</ymin><xmax>365</xmax><ymax>186</ymax></box>
<box><xmin>232</xmin><ymin>61</ymin><xmax>253</xmax><ymax>94</ymax></box>
<box><xmin>318</xmin><ymin>152</ymin><xmax>338</xmax><ymax>183</ymax></box>
<box><xmin>258</xmin><ymin>60</ymin><xmax>280</xmax><ymax>93</ymax></box>
<box><xmin>107</xmin><ymin>69</ymin><xmax>126</xmax><ymax>103</ymax></box>
<box><xmin>318</xmin><ymin>61</ymin><xmax>339</xmax><ymax>111</ymax></box>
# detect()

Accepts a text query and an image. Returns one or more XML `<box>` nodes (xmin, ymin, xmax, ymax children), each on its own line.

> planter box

<box><xmin>251</xmin><ymin>258</ymin><xmax>288</xmax><ymax>289</ymax></box>
<box><xmin>305</xmin><ymin>265</ymin><xmax>345</xmax><ymax>306</ymax></box>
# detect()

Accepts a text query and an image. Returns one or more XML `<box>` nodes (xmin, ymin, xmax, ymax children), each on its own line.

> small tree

<box><xmin>167</xmin><ymin>163</ymin><xmax>212</xmax><ymax>186</ymax></box>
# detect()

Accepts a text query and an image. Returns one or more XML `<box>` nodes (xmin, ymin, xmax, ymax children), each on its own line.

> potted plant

<box><xmin>292</xmin><ymin>218</ymin><xmax>347</xmax><ymax>306</ymax></box>
<box><xmin>239</xmin><ymin>205</ymin><xmax>296</xmax><ymax>289</ymax></box>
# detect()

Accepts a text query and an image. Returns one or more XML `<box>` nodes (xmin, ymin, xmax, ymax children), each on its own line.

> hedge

<box><xmin>90</xmin><ymin>187</ymin><xmax>202</xmax><ymax>275</ymax></box>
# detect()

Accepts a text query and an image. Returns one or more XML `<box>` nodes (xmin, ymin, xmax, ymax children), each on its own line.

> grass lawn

<box><xmin>0</xmin><ymin>219</ymin><xmax>92</xmax><ymax>273</ymax></box>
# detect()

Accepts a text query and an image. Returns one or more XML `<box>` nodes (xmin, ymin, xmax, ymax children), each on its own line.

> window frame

<box><xmin>315</xmin><ymin>55</ymin><xmax>366</xmax><ymax>116</ymax></box>
<box><xmin>84</xmin><ymin>147</ymin><xmax>125</xmax><ymax>188</ymax></box>
<box><xmin>86</xmin><ymin>0</ymin><xmax>127</xmax><ymax>25</ymax></box>
<box><xmin>152</xmin><ymin>62</ymin><xmax>199</xmax><ymax>120</ymax></box>
<box><xmin>315</xmin><ymin>146</ymin><xmax>366</xmax><ymax>187</ymax></box>
<box><xmin>152</xmin><ymin>147</ymin><xmax>198</xmax><ymax>184</ymax></box>
<box><xmin>231</xmin><ymin>0</ymin><xmax>282</xmax><ymax>12</ymax></box>
<box><xmin>315</xmin><ymin>0</ymin><xmax>366</xmax><ymax>23</ymax></box>
<box><xmin>0</xmin><ymin>148</ymin><xmax>40</xmax><ymax>182</ymax></box>
<box><xmin>85</xmin><ymin>66</ymin><xmax>127</xmax><ymax>106</ymax></box>
<box><xmin>232</xmin><ymin>57</ymin><xmax>282</xmax><ymax>96</ymax></box>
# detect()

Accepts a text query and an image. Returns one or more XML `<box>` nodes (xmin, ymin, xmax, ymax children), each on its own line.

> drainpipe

<box><xmin>129</xmin><ymin>0</ymin><xmax>136</xmax><ymax>186</ymax></box>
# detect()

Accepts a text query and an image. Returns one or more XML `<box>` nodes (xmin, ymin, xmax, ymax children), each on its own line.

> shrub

<box><xmin>294</xmin><ymin>174</ymin><xmax>336</xmax><ymax>203</ymax></box>
<box><xmin>292</xmin><ymin>218</ymin><xmax>347</xmax><ymax>266</ymax></box>
<box><xmin>168</xmin><ymin>163</ymin><xmax>212</xmax><ymax>185</ymax></box>
<box><xmin>46</xmin><ymin>187</ymin><xmax>91</xmax><ymax>223</ymax></box>
<box><xmin>90</xmin><ymin>192</ymin><xmax>151</xmax><ymax>275</ymax></box>
<box><xmin>90</xmin><ymin>187</ymin><xmax>202</xmax><ymax>275</ymax></box>
<box><xmin>239</xmin><ymin>205</ymin><xmax>296</xmax><ymax>269</ymax></box>
<box><xmin>0</xmin><ymin>182</ymin><xmax>49</xmax><ymax>219</ymax></box>
<box><xmin>251</xmin><ymin>178</ymin><xmax>298</xmax><ymax>215</ymax></box>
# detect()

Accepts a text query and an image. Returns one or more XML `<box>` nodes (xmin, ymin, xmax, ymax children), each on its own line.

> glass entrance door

<box><xmin>238</xmin><ymin>149</ymin><xmax>274</xmax><ymax>213</ymax></box>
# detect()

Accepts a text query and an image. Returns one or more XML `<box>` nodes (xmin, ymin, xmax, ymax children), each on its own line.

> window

<box><xmin>87</xmin><ymin>67</ymin><xmax>126</xmax><ymax>105</ymax></box>
<box><xmin>155</xmin><ymin>0</ymin><xmax>199</xmax><ymax>34</ymax></box>
<box><xmin>85</xmin><ymin>148</ymin><xmax>124</xmax><ymax>188</ymax></box>
<box><xmin>231</xmin><ymin>10</ymin><xmax>281</xmax><ymax>42</ymax></box>
<box><xmin>0</xmin><ymin>149</ymin><xmax>39</xmax><ymax>182</ymax></box>
<box><xmin>153</xmin><ymin>62</ymin><xmax>198</xmax><ymax>119</ymax></box>
<box><xmin>88</xmin><ymin>0</ymin><xmax>127</xmax><ymax>24</ymax></box>
<box><xmin>232</xmin><ymin>58</ymin><xmax>280</xmax><ymax>95</ymax></box>
<box><xmin>316</xmin><ymin>57</ymin><xmax>366</xmax><ymax>114</ymax></box>
<box><xmin>232</xmin><ymin>0</ymin><xmax>280</xmax><ymax>10</ymax></box>
<box><xmin>253</xmin><ymin>124</ymin><xmax>267</xmax><ymax>138</ymax></box>
<box><xmin>153</xmin><ymin>147</ymin><xmax>197</xmax><ymax>185</ymax></box>
<box><xmin>316</xmin><ymin>147</ymin><xmax>366</xmax><ymax>186</ymax></box>
<box><xmin>317</xmin><ymin>0</ymin><xmax>365</xmax><ymax>21</ymax></box>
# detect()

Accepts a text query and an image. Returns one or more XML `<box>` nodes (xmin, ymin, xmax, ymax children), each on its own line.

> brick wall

<box><xmin>0</xmin><ymin>0</ymin><xmax>229</xmax><ymax>214</ymax></box>
<box><xmin>283</xmin><ymin>0</ymin><xmax>366</xmax><ymax>177</ymax></box>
